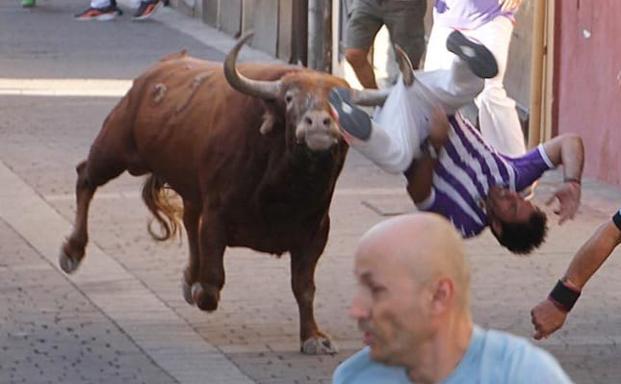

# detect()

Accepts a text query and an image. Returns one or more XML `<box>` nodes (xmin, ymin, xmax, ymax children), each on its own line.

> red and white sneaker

<box><xmin>132</xmin><ymin>0</ymin><xmax>162</xmax><ymax>20</ymax></box>
<box><xmin>74</xmin><ymin>5</ymin><xmax>122</xmax><ymax>21</ymax></box>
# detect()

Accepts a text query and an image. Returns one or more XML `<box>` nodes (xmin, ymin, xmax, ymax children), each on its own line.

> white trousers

<box><xmin>351</xmin><ymin>58</ymin><xmax>484</xmax><ymax>174</ymax></box>
<box><xmin>425</xmin><ymin>16</ymin><xmax>527</xmax><ymax>157</ymax></box>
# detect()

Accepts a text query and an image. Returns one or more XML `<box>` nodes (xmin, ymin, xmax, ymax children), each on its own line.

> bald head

<box><xmin>355</xmin><ymin>213</ymin><xmax>470</xmax><ymax>308</ymax></box>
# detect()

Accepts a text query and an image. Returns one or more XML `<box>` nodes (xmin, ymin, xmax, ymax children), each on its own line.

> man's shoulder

<box><xmin>333</xmin><ymin>347</ymin><xmax>411</xmax><ymax>384</ymax></box>
<box><xmin>480</xmin><ymin>328</ymin><xmax>573</xmax><ymax>383</ymax></box>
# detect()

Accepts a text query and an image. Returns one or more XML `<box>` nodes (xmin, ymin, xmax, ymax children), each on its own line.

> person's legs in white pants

<box><xmin>465</xmin><ymin>16</ymin><xmax>526</xmax><ymax>156</ymax></box>
<box><xmin>348</xmin><ymin>58</ymin><xmax>484</xmax><ymax>174</ymax></box>
<box><xmin>424</xmin><ymin>23</ymin><xmax>455</xmax><ymax>71</ymax></box>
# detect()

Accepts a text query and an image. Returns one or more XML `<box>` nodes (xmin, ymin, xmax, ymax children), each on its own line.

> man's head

<box><xmin>349</xmin><ymin>213</ymin><xmax>471</xmax><ymax>367</ymax></box>
<box><xmin>486</xmin><ymin>186</ymin><xmax>548</xmax><ymax>254</ymax></box>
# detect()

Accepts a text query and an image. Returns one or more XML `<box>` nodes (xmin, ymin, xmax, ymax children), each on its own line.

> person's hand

<box><xmin>499</xmin><ymin>0</ymin><xmax>522</xmax><ymax>12</ymax></box>
<box><xmin>428</xmin><ymin>104</ymin><xmax>450</xmax><ymax>149</ymax></box>
<box><xmin>545</xmin><ymin>181</ymin><xmax>581</xmax><ymax>224</ymax></box>
<box><xmin>531</xmin><ymin>299</ymin><xmax>568</xmax><ymax>340</ymax></box>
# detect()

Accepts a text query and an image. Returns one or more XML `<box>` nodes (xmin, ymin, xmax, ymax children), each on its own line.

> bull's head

<box><xmin>224</xmin><ymin>33</ymin><xmax>413</xmax><ymax>152</ymax></box>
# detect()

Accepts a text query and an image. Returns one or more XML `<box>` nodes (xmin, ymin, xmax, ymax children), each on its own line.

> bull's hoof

<box><xmin>182</xmin><ymin>279</ymin><xmax>195</xmax><ymax>305</ymax></box>
<box><xmin>58</xmin><ymin>247</ymin><xmax>81</xmax><ymax>274</ymax></box>
<box><xmin>301</xmin><ymin>335</ymin><xmax>338</xmax><ymax>355</ymax></box>
<box><xmin>191</xmin><ymin>282</ymin><xmax>220</xmax><ymax>312</ymax></box>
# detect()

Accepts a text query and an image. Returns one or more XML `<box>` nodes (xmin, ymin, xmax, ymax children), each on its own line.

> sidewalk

<box><xmin>1</xmin><ymin>1</ymin><xmax>621</xmax><ymax>383</ymax></box>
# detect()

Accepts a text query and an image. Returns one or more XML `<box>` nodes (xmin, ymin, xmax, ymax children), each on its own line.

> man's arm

<box><xmin>499</xmin><ymin>0</ymin><xmax>523</xmax><ymax>12</ymax></box>
<box><xmin>542</xmin><ymin>133</ymin><xmax>584</xmax><ymax>180</ymax></box>
<box><xmin>531</xmin><ymin>215</ymin><xmax>621</xmax><ymax>339</ymax></box>
<box><xmin>542</xmin><ymin>134</ymin><xmax>585</xmax><ymax>224</ymax></box>
<box><xmin>404</xmin><ymin>106</ymin><xmax>449</xmax><ymax>204</ymax></box>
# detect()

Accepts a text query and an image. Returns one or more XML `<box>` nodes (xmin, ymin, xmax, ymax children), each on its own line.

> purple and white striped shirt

<box><xmin>417</xmin><ymin>113</ymin><xmax>555</xmax><ymax>238</ymax></box>
<box><xmin>433</xmin><ymin>0</ymin><xmax>516</xmax><ymax>30</ymax></box>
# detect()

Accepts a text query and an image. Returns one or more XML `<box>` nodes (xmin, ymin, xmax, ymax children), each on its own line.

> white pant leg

<box><xmin>349</xmin><ymin>60</ymin><xmax>484</xmax><ymax>174</ymax></box>
<box><xmin>417</xmin><ymin>58</ymin><xmax>484</xmax><ymax>114</ymax></box>
<box><xmin>91</xmin><ymin>0</ymin><xmax>112</xmax><ymax>7</ymax></box>
<box><xmin>465</xmin><ymin>17</ymin><xmax>527</xmax><ymax>156</ymax></box>
<box><xmin>424</xmin><ymin>23</ymin><xmax>455</xmax><ymax>71</ymax></box>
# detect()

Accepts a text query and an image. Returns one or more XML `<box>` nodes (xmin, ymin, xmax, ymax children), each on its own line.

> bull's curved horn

<box><xmin>350</xmin><ymin>88</ymin><xmax>391</xmax><ymax>106</ymax></box>
<box><xmin>224</xmin><ymin>32</ymin><xmax>281</xmax><ymax>100</ymax></box>
<box><xmin>348</xmin><ymin>44</ymin><xmax>415</xmax><ymax>106</ymax></box>
<box><xmin>394</xmin><ymin>44</ymin><xmax>415</xmax><ymax>86</ymax></box>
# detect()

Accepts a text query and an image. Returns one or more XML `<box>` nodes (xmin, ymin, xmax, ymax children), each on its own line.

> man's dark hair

<box><xmin>492</xmin><ymin>209</ymin><xmax>548</xmax><ymax>255</ymax></box>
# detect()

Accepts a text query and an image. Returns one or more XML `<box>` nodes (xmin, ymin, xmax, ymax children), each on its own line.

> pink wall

<box><xmin>555</xmin><ymin>0</ymin><xmax>621</xmax><ymax>185</ymax></box>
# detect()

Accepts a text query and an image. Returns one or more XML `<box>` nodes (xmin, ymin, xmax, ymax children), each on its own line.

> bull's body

<box><xmin>61</xmin><ymin>49</ymin><xmax>349</xmax><ymax>354</ymax></box>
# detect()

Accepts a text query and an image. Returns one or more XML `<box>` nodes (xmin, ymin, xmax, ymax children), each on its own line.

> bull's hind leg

<box><xmin>59</xmin><ymin>158</ymin><xmax>126</xmax><ymax>273</ymax></box>
<box><xmin>181</xmin><ymin>200</ymin><xmax>201</xmax><ymax>305</ymax></box>
<box><xmin>191</xmin><ymin>208</ymin><xmax>226</xmax><ymax>312</ymax></box>
<box><xmin>290</xmin><ymin>216</ymin><xmax>337</xmax><ymax>355</ymax></box>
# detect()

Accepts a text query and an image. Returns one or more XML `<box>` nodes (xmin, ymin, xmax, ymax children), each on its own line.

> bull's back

<box><xmin>121</xmin><ymin>54</ymin><xmax>295</xmax><ymax>197</ymax></box>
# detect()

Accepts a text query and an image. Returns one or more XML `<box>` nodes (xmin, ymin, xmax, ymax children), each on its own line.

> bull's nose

<box><xmin>302</xmin><ymin>110</ymin><xmax>338</xmax><ymax>133</ymax></box>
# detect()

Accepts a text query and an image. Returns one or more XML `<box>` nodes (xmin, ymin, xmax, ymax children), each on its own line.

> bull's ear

<box><xmin>259</xmin><ymin>111</ymin><xmax>276</xmax><ymax>135</ymax></box>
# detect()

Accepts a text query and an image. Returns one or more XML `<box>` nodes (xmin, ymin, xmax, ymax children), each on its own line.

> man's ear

<box><xmin>430</xmin><ymin>278</ymin><xmax>454</xmax><ymax>315</ymax></box>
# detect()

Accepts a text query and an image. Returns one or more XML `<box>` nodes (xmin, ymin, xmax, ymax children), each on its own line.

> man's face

<box><xmin>486</xmin><ymin>186</ymin><xmax>536</xmax><ymax>223</ymax></box>
<box><xmin>349</xmin><ymin>250</ymin><xmax>434</xmax><ymax>365</ymax></box>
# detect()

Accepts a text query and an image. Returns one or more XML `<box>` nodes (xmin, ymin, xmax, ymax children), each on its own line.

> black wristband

<box><xmin>548</xmin><ymin>279</ymin><xmax>581</xmax><ymax>312</ymax></box>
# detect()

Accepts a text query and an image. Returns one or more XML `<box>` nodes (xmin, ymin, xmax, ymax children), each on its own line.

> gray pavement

<box><xmin>1</xmin><ymin>1</ymin><xmax>621</xmax><ymax>383</ymax></box>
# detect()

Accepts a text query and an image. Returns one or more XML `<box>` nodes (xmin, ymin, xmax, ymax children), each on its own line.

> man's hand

<box><xmin>531</xmin><ymin>299</ymin><xmax>568</xmax><ymax>340</ymax></box>
<box><xmin>499</xmin><ymin>0</ymin><xmax>522</xmax><ymax>12</ymax></box>
<box><xmin>545</xmin><ymin>181</ymin><xmax>581</xmax><ymax>224</ymax></box>
<box><xmin>428</xmin><ymin>104</ymin><xmax>450</xmax><ymax>149</ymax></box>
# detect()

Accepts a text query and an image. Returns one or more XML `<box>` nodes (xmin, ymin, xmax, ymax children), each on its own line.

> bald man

<box><xmin>333</xmin><ymin>213</ymin><xmax>572</xmax><ymax>384</ymax></box>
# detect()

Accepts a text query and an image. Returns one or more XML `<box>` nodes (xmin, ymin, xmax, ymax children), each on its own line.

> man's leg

<box><xmin>330</xmin><ymin>86</ymin><xmax>420</xmax><ymax>174</ymax></box>
<box><xmin>466</xmin><ymin>17</ymin><xmax>526</xmax><ymax>156</ymax></box>
<box><xmin>383</xmin><ymin>0</ymin><xmax>427</xmax><ymax>70</ymax></box>
<box><xmin>344</xmin><ymin>0</ymin><xmax>383</xmax><ymax>89</ymax></box>
<box><xmin>423</xmin><ymin>23</ymin><xmax>454</xmax><ymax>71</ymax></box>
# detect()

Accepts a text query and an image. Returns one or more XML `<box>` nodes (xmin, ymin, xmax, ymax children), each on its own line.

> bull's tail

<box><xmin>141</xmin><ymin>174</ymin><xmax>183</xmax><ymax>242</ymax></box>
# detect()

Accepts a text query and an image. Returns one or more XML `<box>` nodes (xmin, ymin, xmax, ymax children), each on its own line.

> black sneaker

<box><xmin>329</xmin><ymin>88</ymin><xmax>373</xmax><ymax>142</ymax></box>
<box><xmin>446</xmin><ymin>30</ymin><xmax>499</xmax><ymax>79</ymax></box>
<box><xmin>133</xmin><ymin>0</ymin><xmax>161</xmax><ymax>20</ymax></box>
<box><xmin>74</xmin><ymin>5</ymin><xmax>122</xmax><ymax>20</ymax></box>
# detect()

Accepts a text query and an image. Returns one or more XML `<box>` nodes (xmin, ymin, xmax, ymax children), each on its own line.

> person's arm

<box><xmin>530</xmin><ymin>214</ymin><xmax>621</xmax><ymax>340</ymax></box>
<box><xmin>405</xmin><ymin>106</ymin><xmax>449</xmax><ymax>204</ymax></box>
<box><xmin>499</xmin><ymin>0</ymin><xmax>523</xmax><ymax>12</ymax></box>
<box><xmin>541</xmin><ymin>134</ymin><xmax>585</xmax><ymax>224</ymax></box>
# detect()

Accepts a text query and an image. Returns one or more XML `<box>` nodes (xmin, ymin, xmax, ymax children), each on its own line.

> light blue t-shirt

<box><xmin>333</xmin><ymin>325</ymin><xmax>573</xmax><ymax>384</ymax></box>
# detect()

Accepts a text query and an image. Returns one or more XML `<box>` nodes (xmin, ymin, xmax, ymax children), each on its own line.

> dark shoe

<box><xmin>329</xmin><ymin>88</ymin><xmax>372</xmax><ymax>142</ymax></box>
<box><xmin>133</xmin><ymin>0</ymin><xmax>161</xmax><ymax>20</ymax></box>
<box><xmin>74</xmin><ymin>5</ymin><xmax>122</xmax><ymax>20</ymax></box>
<box><xmin>446</xmin><ymin>30</ymin><xmax>499</xmax><ymax>79</ymax></box>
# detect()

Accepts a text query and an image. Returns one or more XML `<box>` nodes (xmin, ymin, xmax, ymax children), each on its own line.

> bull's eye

<box><xmin>285</xmin><ymin>94</ymin><xmax>293</xmax><ymax>104</ymax></box>
<box><xmin>323</xmin><ymin>117</ymin><xmax>331</xmax><ymax>126</ymax></box>
<box><xmin>304</xmin><ymin>116</ymin><xmax>313</xmax><ymax>125</ymax></box>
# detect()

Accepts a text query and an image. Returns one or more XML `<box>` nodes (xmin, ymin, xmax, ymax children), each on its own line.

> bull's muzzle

<box><xmin>296</xmin><ymin>109</ymin><xmax>340</xmax><ymax>151</ymax></box>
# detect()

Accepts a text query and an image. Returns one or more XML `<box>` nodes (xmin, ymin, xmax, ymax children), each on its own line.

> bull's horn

<box><xmin>350</xmin><ymin>88</ymin><xmax>390</xmax><ymax>106</ymax></box>
<box><xmin>394</xmin><ymin>44</ymin><xmax>415</xmax><ymax>86</ymax></box>
<box><xmin>224</xmin><ymin>32</ymin><xmax>281</xmax><ymax>100</ymax></box>
<box><xmin>348</xmin><ymin>44</ymin><xmax>415</xmax><ymax>106</ymax></box>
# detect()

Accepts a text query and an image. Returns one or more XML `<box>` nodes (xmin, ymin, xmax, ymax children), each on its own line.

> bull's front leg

<box><xmin>191</xmin><ymin>207</ymin><xmax>226</xmax><ymax>312</ymax></box>
<box><xmin>290</xmin><ymin>216</ymin><xmax>337</xmax><ymax>355</ymax></box>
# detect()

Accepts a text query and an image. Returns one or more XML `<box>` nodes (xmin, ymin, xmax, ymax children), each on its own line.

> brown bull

<box><xmin>58</xmin><ymin>33</ymin><xmax>395</xmax><ymax>354</ymax></box>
